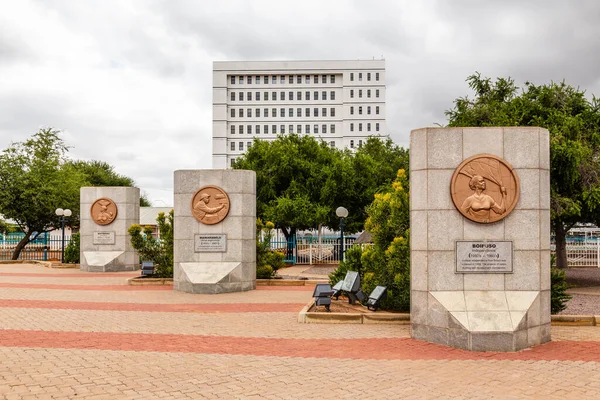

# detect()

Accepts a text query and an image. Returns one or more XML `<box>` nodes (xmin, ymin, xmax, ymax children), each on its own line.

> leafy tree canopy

<box><xmin>446</xmin><ymin>73</ymin><xmax>600</xmax><ymax>268</ymax></box>
<box><xmin>233</xmin><ymin>134</ymin><xmax>408</xmax><ymax>238</ymax></box>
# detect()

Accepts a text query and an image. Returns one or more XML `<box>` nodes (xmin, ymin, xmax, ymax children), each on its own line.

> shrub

<box><xmin>128</xmin><ymin>210</ymin><xmax>174</xmax><ymax>278</ymax></box>
<box><xmin>551</xmin><ymin>268</ymin><xmax>572</xmax><ymax>314</ymax></box>
<box><xmin>257</xmin><ymin>264</ymin><xmax>274</xmax><ymax>279</ymax></box>
<box><xmin>256</xmin><ymin>219</ymin><xmax>285</xmax><ymax>277</ymax></box>
<box><xmin>64</xmin><ymin>232</ymin><xmax>80</xmax><ymax>263</ymax></box>
<box><xmin>329</xmin><ymin>244</ymin><xmax>364</xmax><ymax>284</ymax></box>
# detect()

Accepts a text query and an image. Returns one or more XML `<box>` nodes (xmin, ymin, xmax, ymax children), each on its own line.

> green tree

<box><xmin>69</xmin><ymin>160</ymin><xmax>151</xmax><ymax>206</ymax></box>
<box><xmin>446</xmin><ymin>73</ymin><xmax>600</xmax><ymax>269</ymax></box>
<box><xmin>128</xmin><ymin>210</ymin><xmax>173</xmax><ymax>277</ymax></box>
<box><xmin>0</xmin><ymin>128</ymin><xmax>87</xmax><ymax>260</ymax></box>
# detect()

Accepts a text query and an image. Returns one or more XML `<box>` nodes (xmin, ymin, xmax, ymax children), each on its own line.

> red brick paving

<box><xmin>0</xmin><ymin>282</ymin><xmax>173</xmax><ymax>290</ymax></box>
<box><xmin>0</xmin><ymin>272</ymin><xmax>140</xmax><ymax>278</ymax></box>
<box><xmin>0</xmin><ymin>329</ymin><xmax>599</xmax><ymax>362</ymax></box>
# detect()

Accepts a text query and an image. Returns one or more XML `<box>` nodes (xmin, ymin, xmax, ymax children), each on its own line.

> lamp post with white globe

<box><xmin>335</xmin><ymin>206</ymin><xmax>349</xmax><ymax>263</ymax></box>
<box><xmin>55</xmin><ymin>208</ymin><xmax>72</xmax><ymax>263</ymax></box>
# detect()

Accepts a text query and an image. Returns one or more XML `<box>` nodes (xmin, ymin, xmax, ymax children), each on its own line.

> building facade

<box><xmin>212</xmin><ymin>60</ymin><xmax>388</xmax><ymax>168</ymax></box>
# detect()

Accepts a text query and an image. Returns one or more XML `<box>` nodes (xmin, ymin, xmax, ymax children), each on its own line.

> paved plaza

<box><xmin>0</xmin><ymin>264</ymin><xmax>599</xmax><ymax>399</ymax></box>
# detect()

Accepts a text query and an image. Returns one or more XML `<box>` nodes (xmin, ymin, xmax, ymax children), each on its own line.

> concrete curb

<box><xmin>256</xmin><ymin>279</ymin><xmax>327</xmax><ymax>286</ymax></box>
<box><xmin>551</xmin><ymin>314</ymin><xmax>598</xmax><ymax>326</ymax></box>
<box><xmin>0</xmin><ymin>260</ymin><xmax>71</xmax><ymax>268</ymax></box>
<box><xmin>298</xmin><ymin>299</ymin><xmax>411</xmax><ymax>324</ymax></box>
<box><xmin>128</xmin><ymin>277</ymin><xmax>174</xmax><ymax>286</ymax></box>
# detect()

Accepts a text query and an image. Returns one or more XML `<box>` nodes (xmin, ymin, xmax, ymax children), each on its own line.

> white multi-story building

<box><xmin>212</xmin><ymin>60</ymin><xmax>389</xmax><ymax>168</ymax></box>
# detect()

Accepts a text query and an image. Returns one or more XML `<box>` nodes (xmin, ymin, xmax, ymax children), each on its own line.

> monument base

<box><xmin>80</xmin><ymin>251</ymin><xmax>138</xmax><ymax>272</ymax></box>
<box><xmin>174</xmin><ymin>261</ymin><xmax>256</xmax><ymax>294</ymax></box>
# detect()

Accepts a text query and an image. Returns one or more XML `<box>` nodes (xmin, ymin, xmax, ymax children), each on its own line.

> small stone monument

<box><xmin>410</xmin><ymin>127</ymin><xmax>550</xmax><ymax>351</ymax></box>
<box><xmin>173</xmin><ymin>170</ymin><xmax>256</xmax><ymax>294</ymax></box>
<box><xmin>80</xmin><ymin>187</ymin><xmax>140</xmax><ymax>272</ymax></box>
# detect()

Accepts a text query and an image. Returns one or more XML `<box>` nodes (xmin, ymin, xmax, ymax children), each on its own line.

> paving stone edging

<box><xmin>0</xmin><ymin>260</ymin><xmax>75</xmax><ymax>268</ymax></box>
<box><xmin>127</xmin><ymin>278</ymin><xmax>327</xmax><ymax>286</ymax></box>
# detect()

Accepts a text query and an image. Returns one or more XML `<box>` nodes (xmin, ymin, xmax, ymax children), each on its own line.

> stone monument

<box><xmin>410</xmin><ymin>127</ymin><xmax>550</xmax><ymax>351</ymax></box>
<box><xmin>80</xmin><ymin>187</ymin><xmax>140</xmax><ymax>272</ymax></box>
<box><xmin>173</xmin><ymin>169</ymin><xmax>256</xmax><ymax>294</ymax></box>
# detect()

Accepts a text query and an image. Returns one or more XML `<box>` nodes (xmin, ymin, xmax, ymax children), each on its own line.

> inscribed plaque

<box><xmin>456</xmin><ymin>241</ymin><xmax>513</xmax><ymax>273</ymax></box>
<box><xmin>93</xmin><ymin>231</ymin><xmax>116</xmax><ymax>245</ymax></box>
<box><xmin>194</xmin><ymin>234</ymin><xmax>227</xmax><ymax>252</ymax></box>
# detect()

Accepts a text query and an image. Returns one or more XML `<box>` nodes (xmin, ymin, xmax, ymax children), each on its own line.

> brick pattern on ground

<box><xmin>1</xmin><ymin>264</ymin><xmax>600</xmax><ymax>399</ymax></box>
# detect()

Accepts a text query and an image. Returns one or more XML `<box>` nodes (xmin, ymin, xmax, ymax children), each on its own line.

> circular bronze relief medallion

<box><xmin>90</xmin><ymin>197</ymin><xmax>118</xmax><ymax>226</ymax></box>
<box><xmin>450</xmin><ymin>154</ymin><xmax>520</xmax><ymax>224</ymax></box>
<box><xmin>191</xmin><ymin>186</ymin><xmax>230</xmax><ymax>225</ymax></box>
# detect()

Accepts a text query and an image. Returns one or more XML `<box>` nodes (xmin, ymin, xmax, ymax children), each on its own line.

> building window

<box><xmin>280</xmin><ymin>108</ymin><xmax>285</xmax><ymax>117</ymax></box>
<box><xmin>239</xmin><ymin>76</ymin><xmax>244</xmax><ymax>84</ymax></box>
<box><xmin>305</xmin><ymin>91</ymin><xmax>310</xmax><ymax>100</ymax></box>
<box><xmin>280</xmin><ymin>75</ymin><xmax>285</xmax><ymax>84</ymax></box>
<box><xmin>239</xmin><ymin>142</ymin><xmax>244</xmax><ymax>150</ymax></box>
<box><xmin>289</xmin><ymin>124</ymin><xmax>294</xmax><ymax>133</ymax></box>
<box><xmin>314</xmin><ymin>124</ymin><xmax>319</xmax><ymax>134</ymax></box>
<box><xmin>322</xmin><ymin>91</ymin><xmax>327</xmax><ymax>100</ymax></box>
<box><xmin>247</xmin><ymin>125</ymin><xmax>252</xmax><ymax>134</ymax></box>
<box><xmin>376</xmin><ymin>89</ymin><xmax>380</xmax><ymax>98</ymax></box>
<box><xmin>264</xmin><ymin>107</ymin><xmax>268</xmax><ymax>117</ymax></box>
<box><xmin>322</xmin><ymin>107</ymin><xmax>327</xmax><ymax>117</ymax></box>
<box><xmin>330</xmin><ymin>75</ymin><xmax>335</xmax><ymax>83</ymax></box>
<box><xmin>239</xmin><ymin>125</ymin><xmax>244</xmax><ymax>134</ymax></box>
<box><xmin>247</xmin><ymin>108</ymin><xmax>252</xmax><ymax>117</ymax></box>
<box><xmin>297</xmin><ymin>91</ymin><xmax>301</xmax><ymax>100</ymax></box>
<box><xmin>230</xmin><ymin>158</ymin><xmax>235</xmax><ymax>167</ymax></box>
<box><xmin>330</xmin><ymin>108</ymin><xmax>335</xmax><ymax>117</ymax></box>
<box><xmin>367</xmin><ymin>89</ymin><xmax>371</xmax><ymax>98</ymax></box>
<box><xmin>359</xmin><ymin>123</ymin><xmax>363</xmax><ymax>132</ymax></box>
<box><xmin>322</xmin><ymin>124</ymin><xmax>327</xmax><ymax>134</ymax></box>
<box><xmin>322</xmin><ymin>74</ymin><xmax>326</xmax><ymax>83</ymax></box>
<box><xmin>376</xmin><ymin>123</ymin><xmax>380</xmax><ymax>131</ymax></box>
<box><xmin>367</xmin><ymin>123</ymin><xmax>371</xmax><ymax>131</ymax></box>
<box><xmin>376</xmin><ymin>72</ymin><xmax>380</xmax><ymax>81</ymax></box>
<box><xmin>376</xmin><ymin>106</ymin><xmax>380</xmax><ymax>115</ymax></box>
<box><xmin>247</xmin><ymin>92</ymin><xmax>252</xmax><ymax>101</ymax></box>
<box><xmin>264</xmin><ymin>75</ymin><xmax>268</xmax><ymax>84</ymax></box>
<box><xmin>256</xmin><ymin>92</ymin><xmax>260</xmax><ymax>101</ymax></box>
<box><xmin>272</xmin><ymin>125</ymin><xmax>277</xmax><ymax>134</ymax></box>
<box><xmin>280</xmin><ymin>92</ymin><xmax>285</xmax><ymax>100</ymax></box>
<box><xmin>231</xmin><ymin>76</ymin><xmax>235</xmax><ymax>85</ymax></box>
<box><xmin>231</xmin><ymin>108</ymin><xmax>235</xmax><ymax>118</ymax></box>
<box><xmin>306</xmin><ymin>107</ymin><xmax>310</xmax><ymax>117</ymax></box>
<box><xmin>350</xmin><ymin>140</ymin><xmax>354</xmax><ymax>148</ymax></box>
<box><xmin>297</xmin><ymin>108</ymin><xmax>302</xmax><ymax>117</ymax></box>
<box><xmin>289</xmin><ymin>108</ymin><xmax>293</xmax><ymax>117</ymax></box>
<box><xmin>350</xmin><ymin>123</ymin><xmax>354</xmax><ymax>132</ymax></box>
<box><xmin>306</xmin><ymin>124</ymin><xmax>310</xmax><ymax>134</ymax></box>
<box><xmin>330</xmin><ymin>141</ymin><xmax>335</xmax><ymax>148</ymax></box>
<box><xmin>280</xmin><ymin>124</ymin><xmax>285</xmax><ymax>133</ymax></box>
<box><xmin>358</xmin><ymin>72</ymin><xmax>363</xmax><ymax>81</ymax></box>
<box><xmin>248</xmin><ymin>76</ymin><xmax>252</xmax><ymax>84</ymax></box>
<box><xmin>239</xmin><ymin>92</ymin><xmax>244</xmax><ymax>101</ymax></box>
<box><xmin>289</xmin><ymin>75</ymin><xmax>293</xmax><ymax>84</ymax></box>
<box><xmin>289</xmin><ymin>91</ymin><xmax>294</xmax><ymax>100</ymax></box>
<box><xmin>297</xmin><ymin>124</ymin><xmax>302</xmax><ymax>134</ymax></box>
<box><xmin>359</xmin><ymin>139</ymin><xmax>363</xmax><ymax>146</ymax></box>
<box><xmin>231</xmin><ymin>92</ymin><xmax>235</xmax><ymax>101</ymax></box>
<box><xmin>358</xmin><ymin>90</ymin><xmax>362</xmax><ymax>98</ymax></box>
<box><xmin>314</xmin><ymin>91</ymin><xmax>318</xmax><ymax>100</ymax></box>
<box><xmin>256</xmin><ymin>76</ymin><xmax>260</xmax><ymax>84</ymax></box>
<box><xmin>359</xmin><ymin>106</ymin><xmax>363</xmax><ymax>115</ymax></box>
<box><xmin>264</xmin><ymin>124</ymin><xmax>268</xmax><ymax>134</ymax></box>
<box><xmin>330</xmin><ymin>91</ymin><xmax>335</xmax><ymax>100</ymax></box>
<box><xmin>314</xmin><ymin>108</ymin><xmax>319</xmax><ymax>117</ymax></box>
<box><xmin>247</xmin><ymin>141</ymin><xmax>252</xmax><ymax>148</ymax></box>
<box><xmin>272</xmin><ymin>108</ymin><xmax>276</xmax><ymax>117</ymax></box>
<box><xmin>350</xmin><ymin>89</ymin><xmax>354</xmax><ymax>98</ymax></box>
<box><xmin>239</xmin><ymin>109</ymin><xmax>244</xmax><ymax>118</ymax></box>
<box><xmin>272</xmin><ymin>91</ymin><xmax>277</xmax><ymax>100</ymax></box>
<box><xmin>350</xmin><ymin>73</ymin><xmax>354</xmax><ymax>81</ymax></box>
<box><xmin>367</xmin><ymin>72</ymin><xmax>371</xmax><ymax>81</ymax></box>
<box><xmin>330</xmin><ymin>124</ymin><xmax>335</xmax><ymax>133</ymax></box>
<box><xmin>367</xmin><ymin>106</ymin><xmax>371</xmax><ymax>115</ymax></box>
<box><xmin>305</xmin><ymin>75</ymin><xmax>310</xmax><ymax>84</ymax></box>
<box><xmin>297</xmin><ymin>75</ymin><xmax>301</xmax><ymax>84</ymax></box>
<box><xmin>264</xmin><ymin>92</ymin><xmax>269</xmax><ymax>101</ymax></box>
<box><xmin>350</xmin><ymin>106</ymin><xmax>354</xmax><ymax>115</ymax></box>
<box><xmin>272</xmin><ymin>76</ymin><xmax>276</xmax><ymax>84</ymax></box>
<box><xmin>230</xmin><ymin>126</ymin><xmax>235</xmax><ymax>135</ymax></box>
<box><xmin>256</xmin><ymin>125</ymin><xmax>260</xmax><ymax>134</ymax></box>
<box><xmin>314</xmin><ymin>74</ymin><xmax>319</xmax><ymax>83</ymax></box>
<box><xmin>256</xmin><ymin>108</ymin><xmax>260</xmax><ymax>117</ymax></box>
<box><xmin>230</xmin><ymin>141</ymin><xmax>235</xmax><ymax>150</ymax></box>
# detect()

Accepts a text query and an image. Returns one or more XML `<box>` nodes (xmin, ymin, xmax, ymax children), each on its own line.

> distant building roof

<box><xmin>139</xmin><ymin>207</ymin><xmax>173</xmax><ymax>225</ymax></box>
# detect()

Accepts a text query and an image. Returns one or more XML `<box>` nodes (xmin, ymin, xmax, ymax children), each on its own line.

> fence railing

<box><xmin>554</xmin><ymin>241</ymin><xmax>600</xmax><ymax>268</ymax></box>
<box><xmin>0</xmin><ymin>234</ymin><xmax>72</xmax><ymax>261</ymax></box>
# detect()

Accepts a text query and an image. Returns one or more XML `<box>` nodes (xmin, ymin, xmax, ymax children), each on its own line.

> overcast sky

<box><xmin>1</xmin><ymin>0</ymin><xmax>599</xmax><ymax>206</ymax></box>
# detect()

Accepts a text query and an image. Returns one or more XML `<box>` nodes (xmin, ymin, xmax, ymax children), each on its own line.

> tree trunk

<box><xmin>280</xmin><ymin>227</ymin><xmax>296</xmax><ymax>262</ymax></box>
<box><xmin>11</xmin><ymin>230</ymin><xmax>33</xmax><ymax>260</ymax></box>
<box><xmin>554</xmin><ymin>222</ymin><xmax>568</xmax><ymax>270</ymax></box>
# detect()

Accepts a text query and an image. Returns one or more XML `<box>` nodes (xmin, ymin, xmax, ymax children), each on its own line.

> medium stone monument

<box><xmin>410</xmin><ymin>127</ymin><xmax>551</xmax><ymax>351</ymax></box>
<box><xmin>80</xmin><ymin>187</ymin><xmax>140</xmax><ymax>272</ymax></box>
<box><xmin>173</xmin><ymin>169</ymin><xmax>256</xmax><ymax>294</ymax></box>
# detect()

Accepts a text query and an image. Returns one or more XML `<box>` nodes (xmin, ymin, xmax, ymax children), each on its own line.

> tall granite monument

<box><xmin>80</xmin><ymin>187</ymin><xmax>140</xmax><ymax>272</ymax></box>
<box><xmin>173</xmin><ymin>169</ymin><xmax>256</xmax><ymax>294</ymax></box>
<box><xmin>410</xmin><ymin>127</ymin><xmax>550</xmax><ymax>351</ymax></box>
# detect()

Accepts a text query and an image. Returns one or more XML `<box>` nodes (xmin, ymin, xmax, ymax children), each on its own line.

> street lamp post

<box><xmin>55</xmin><ymin>208</ymin><xmax>72</xmax><ymax>263</ymax></box>
<box><xmin>335</xmin><ymin>206</ymin><xmax>349</xmax><ymax>263</ymax></box>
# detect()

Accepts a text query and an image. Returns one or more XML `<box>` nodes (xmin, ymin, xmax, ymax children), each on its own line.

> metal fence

<box><xmin>267</xmin><ymin>235</ymin><xmax>356</xmax><ymax>265</ymax></box>
<box><xmin>559</xmin><ymin>241</ymin><xmax>600</xmax><ymax>268</ymax></box>
<box><xmin>0</xmin><ymin>233</ymin><xmax>72</xmax><ymax>261</ymax></box>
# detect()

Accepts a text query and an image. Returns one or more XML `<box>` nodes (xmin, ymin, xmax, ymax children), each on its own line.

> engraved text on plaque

<box><xmin>456</xmin><ymin>241</ymin><xmax>513</xmax><ymax>273</ymax></box>
<box><xmin>194</xmin><ymin>234</ymin><xmax>227</xmax><ymax>252</ymax></box>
